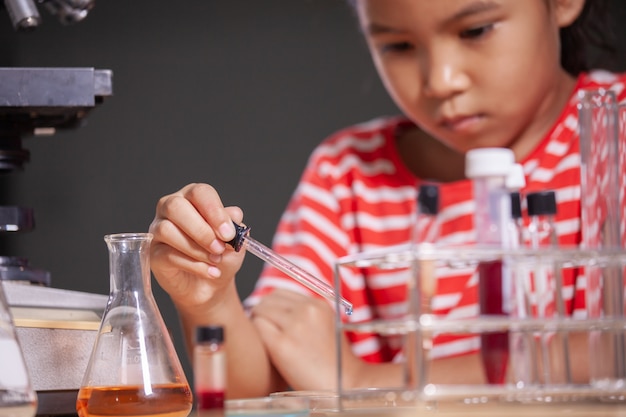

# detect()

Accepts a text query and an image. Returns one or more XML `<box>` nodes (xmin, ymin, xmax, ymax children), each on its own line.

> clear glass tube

<box><xmin>578</xmin><ymin>89</ymin><xmax>626</xmax><ymax>388</ymax></box>
<box><xmin>526</xmin><ymin>190</ymin><xmax>571</xmax><ymax>385</ymax></box>
<box><xmin>241</xmin><ymin>235</ymin><xmax>353</xmax><ymax>316</ymax></box>
<box><xmin>407</xmin><ymin>183</ymin><xmax>440</xmax><ymax>390</ymax></box>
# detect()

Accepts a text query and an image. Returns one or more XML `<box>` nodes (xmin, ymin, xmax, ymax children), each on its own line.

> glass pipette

<box><xmin>227</xmin><ymin>222</ymin><xmax>353</xmax><ymax>315</ymax></box>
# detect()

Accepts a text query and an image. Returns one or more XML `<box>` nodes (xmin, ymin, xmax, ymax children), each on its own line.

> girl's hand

<box><xmin>250</xmin><ymin>289</ymin><xmax>363</xmax><ymax>390</ymax></box>
<box><xmin>149</xmin><ymin>183</ymin><xmax>246</xmax><ymax>314</ymax></box>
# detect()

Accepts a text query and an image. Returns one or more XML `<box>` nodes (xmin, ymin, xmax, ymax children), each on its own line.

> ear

<box><xmin>553</xmin><ymin>0</ymin><xmax>586</xmax><ymax>28</ymax></box>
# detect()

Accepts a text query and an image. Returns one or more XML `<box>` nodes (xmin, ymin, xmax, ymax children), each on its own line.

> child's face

<box><xmin>355</xmin><ymin>0</ymin><xmax>581</xmax><ymax>155</ymax></box>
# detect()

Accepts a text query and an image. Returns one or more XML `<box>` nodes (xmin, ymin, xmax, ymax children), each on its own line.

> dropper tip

<box><xmin>344</xmin><ymin>304</ymin><xmax>353</xmax><ymax>316</ymax></box>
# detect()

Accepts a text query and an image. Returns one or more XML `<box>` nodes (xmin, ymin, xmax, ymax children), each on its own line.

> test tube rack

<box><xmin>331</xmin><ymin>245</ymin><xmax>626</xmax><ymax>416</ymax></box>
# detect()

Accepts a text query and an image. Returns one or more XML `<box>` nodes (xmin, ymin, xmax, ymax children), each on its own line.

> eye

<box><xmin>379</xmin><ymin>41</ymin><xmax>414</xmax><ymax>54</ymax></box>
<box><xmin>459</xmin><ymin>23</ymin><xmax>494</xmax><ymax>40</ymax></box>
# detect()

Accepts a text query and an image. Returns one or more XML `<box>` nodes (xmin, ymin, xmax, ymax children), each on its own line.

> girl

<box><xmin>149</xmin><ymin>0</ymin><xmax>625</xmax><ymax>398</ymax></box>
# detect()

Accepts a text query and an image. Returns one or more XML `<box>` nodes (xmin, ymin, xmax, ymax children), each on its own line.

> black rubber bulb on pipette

<box><xmin>226</xmin><ymin>221</ymin><xmax>251</xmax><ymax>252</ymax></box>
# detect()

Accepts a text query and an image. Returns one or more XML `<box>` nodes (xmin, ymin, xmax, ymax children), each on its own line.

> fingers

<box><xmin>152</xmin><ymin>184</ymin><xmax>234</xmax><ymax>253</ymax></box>
<box><xmin>149</xmin><ymin>183</ymin><xmax>248</xmax><ymax>287</ymax></box>
<box><xmin>150</xmin><ymin>239</ymin><xmax>221</xmax><ymax>283</ymax></box>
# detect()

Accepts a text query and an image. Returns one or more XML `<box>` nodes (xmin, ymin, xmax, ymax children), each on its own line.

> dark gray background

<box><xmin>1</xmin><ymin>0</ymin><xmax>625</xmax><ymax>388</ymax></box>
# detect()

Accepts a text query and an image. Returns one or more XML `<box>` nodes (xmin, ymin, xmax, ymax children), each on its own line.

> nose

<box><xmin>421</xmin><ymin>48</ymin><xmax>470</xmax><ymax>99</ymax></box>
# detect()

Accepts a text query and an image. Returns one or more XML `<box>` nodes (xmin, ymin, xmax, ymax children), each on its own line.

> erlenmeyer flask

<box><xmin>0</xmin><ymin>282</ymin><xmax>37</xmax><ymax>417</ymax></box>
<box><xmin>77</xmin><ymin>233</ymin><xmax>193</xmax><ymax>417</ymax></box>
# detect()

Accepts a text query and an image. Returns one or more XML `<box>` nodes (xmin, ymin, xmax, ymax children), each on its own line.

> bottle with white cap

<box><xmin>503</xmin><ymin>163</ymin><xmax>540</xmax><ymax>387</ymax></box>
<box><xmin>466</xmin><ymin>148</ymin><xmax>516</xmax><ymax>247</ymax></box>
<box><xmin>465</xmin><ymin>147</ymin><xmax>515</xmax><ymax>385</ymax></box>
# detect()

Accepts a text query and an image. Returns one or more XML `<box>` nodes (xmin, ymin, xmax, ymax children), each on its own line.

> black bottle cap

<box><xmin>418</xmin><ymin>184</ymin><xmax>439</xmax><ymax>215</ymax></box>
<box><xmin>526</xmin><ymin>190</ymin><xmax>557</xmax><ymax>216</ymax></box>
<box><xmin>510</xmin><ymin>192</ymin><xmax>522</xmax><ymax>219</ymax></box>
<box><xmin>196</xmin><ymin>325</ymin><xmax>224</xmax><ymax>343</ymax></box>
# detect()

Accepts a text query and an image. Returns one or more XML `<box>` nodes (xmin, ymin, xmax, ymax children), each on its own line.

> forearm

<box><xmin>346</xmin><ymin>333</ymin><xmax>589</xmax><ymax>389</ymax></box>
<box><xmin>344</xmin><ymin>353</ymin><xmax>485</xmax><ymax>390</ymax></box>
<box><xmin>177</xmin><ymin>282</ymin><xmax>285</xmax><ymax>398</ymax></box>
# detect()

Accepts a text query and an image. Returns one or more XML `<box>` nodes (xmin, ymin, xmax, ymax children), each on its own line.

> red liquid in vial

<box><xmin>477</xmin><ymin>260</ymin><xmax>509</xmax><ymax>384</ymax></box>
<box><xmin>197</xmin><ymin>390</ymin><xmax>225</xmax><ymax>410</ymax></box>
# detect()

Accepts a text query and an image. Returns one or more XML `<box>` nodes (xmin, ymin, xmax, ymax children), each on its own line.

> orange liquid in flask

<box><xmin>76</xmin><ymin>383</ymin><xmax>193</xmax><ymax>417</ymax></box>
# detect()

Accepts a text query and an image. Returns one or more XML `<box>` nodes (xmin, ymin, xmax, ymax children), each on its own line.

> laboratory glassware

<box><xmin>0</xmin><ymin>282</ymin><xmax>37</xmax><ymax>417</ymax></box>
<box><xmin>406</xmin><ymin>183</ymin><xmax>440</xmax><ymax>389</ymax></box>
<box><xmin>526</xmin><ymin>190</ymin><xmax>571</xmax><ymax>385</ymax></box>
<box><xmin>578</xmin><ymin>89</ymin><xmax>626</xmax><ymax>389</ymax></box>
<box><xmin>504</xmin><ymin>164</ymin><xmax>540</xmax><ymax>387</ymax></box>
<box><xmin>465</xmin><ymin>147</ymin><xmax>515</xmax><ymax>385</ymax></box>
<box><xmin>505</xmin><ymin>163</ymin><xmax>526</xmax><ymax>247</ymax></box>
<box><xmin>77</xmin><ymin>233</ymin><xmax>193</xmax><ymax>417</ymax></box>
<box><xmin>227</xmin><ymin>222</ymin><xmax>353</xmax><ymax>315</ymax></box>
<box><xmin>194</xmin><ymin>325</ymin><xmax>226</xmax><ymax>417</ymax></box>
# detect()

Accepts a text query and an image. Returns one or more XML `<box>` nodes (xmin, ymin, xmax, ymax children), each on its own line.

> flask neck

<box><xmin>105</xmin><ymin>233</ymin><xmax>153</xmax><ymax>294</ymax></box>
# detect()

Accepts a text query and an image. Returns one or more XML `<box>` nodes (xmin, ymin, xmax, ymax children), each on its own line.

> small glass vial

<box><xmin>526</xmin><ymin>190</ymin><xmax>571</xmax><ymax>384</ymax></box>
<box><xmin>77</xmin><ymin>233</ymin><xmax>193</xmax><ymax>417</ymax></box>
<box><xmin>194</xmin><ymin>326</ymin><xmax>226</xmax><ymax>417</ymax></box>
<box><xmin>407</xmin><ymin>183</ymin><xmax>440</xmax><ymax>389</ymax></box>
<box><xmin>409</xmin><ymin>183</ymin><xmax>441</xmax><ymax>313</ymax></box>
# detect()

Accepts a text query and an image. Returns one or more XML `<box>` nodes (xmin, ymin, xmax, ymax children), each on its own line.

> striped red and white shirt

<box><xmin>245</xmin><ymin>70</ymin><xmax>626</xmax><ymax>362</ymax></box>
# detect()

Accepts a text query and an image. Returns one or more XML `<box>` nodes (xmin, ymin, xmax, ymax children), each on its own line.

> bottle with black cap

<box><xmin>412</xmin><ymin>183</ymin><xmax>440</xmax><ymax>245</ymax></box>
<box><xmin>194</xmin><ymin>325</ymin><xmax>226</xmax><ymax>417</ymax></box>
<box><xmin>526</xmin><ymin>190</ymin><xmax>571</xmax><ymax>385</ymax></box>
<box><xmin>407</xmin><ymin>183</ymin><xmax>440</xmax><ymax>389</ymax></box>
<box><xmin>527</xmin><ymin>190</ymin><xmax>558</xmax><ymax>247</ymax></box>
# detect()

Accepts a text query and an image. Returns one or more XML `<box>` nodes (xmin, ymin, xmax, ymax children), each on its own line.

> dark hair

<box><xmin>560</xmin><ymin>0</ymin><xmax>616</xmax><ymax>75</ymax></box>
<box><xmin>346</xmin><ymin>0</ymin><xmax>617</xmax><ymax>76</ymax></box>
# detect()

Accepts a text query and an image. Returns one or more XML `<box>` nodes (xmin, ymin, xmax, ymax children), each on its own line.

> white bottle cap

<box><xmin>505</xmin><ymin>163</ymin><xmax>526</xmax><ymax>191</ymax></box>
<box><xmin>465</xmin><ymin>148</ymin><xmax>515</xmax><ymax>178</ymax></box>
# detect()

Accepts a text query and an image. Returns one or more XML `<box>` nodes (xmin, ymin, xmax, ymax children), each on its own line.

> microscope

<box><xmin>1</xmin><ymin>3</ymin><xmax>113</xmax><ymax>416</ymax></box>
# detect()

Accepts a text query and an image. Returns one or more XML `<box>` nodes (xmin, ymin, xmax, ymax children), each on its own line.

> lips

<box><xmin>440</xmin><ymin>114</ymin><xmax>485</xmax><ymax>133</ymax></box>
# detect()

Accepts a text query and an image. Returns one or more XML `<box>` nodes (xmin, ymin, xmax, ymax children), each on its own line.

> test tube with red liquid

<box><xmin>466</xmin><ymin>148</ymin><xmax>516</xmax><ymax>385</ymax></box>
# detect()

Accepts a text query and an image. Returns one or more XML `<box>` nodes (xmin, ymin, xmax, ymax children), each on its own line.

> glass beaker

<box><xmin>0</xmin><ymin>282</ymin><xmax>37</xmax><ymax>417</ymax></box>
<box><xmin>77</xmin><ymin>233</ymin><xmax>193</xmax><ymax>417</ymax></box>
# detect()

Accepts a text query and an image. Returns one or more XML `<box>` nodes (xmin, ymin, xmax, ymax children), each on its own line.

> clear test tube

<box><xmin>578</xmin><ymin>89</ymin><xmax>626</xmax><ymax>388</ymax></box>
<box><xmin>465</xmin><ymin>147</ymin><xmax>515</xmax><ymax>385</ymax></box>
<box><xmin>406</xmin><ymin>183</ymin><xmax>440</xmax><ymax>389</ymax></box>
<box><xmin>506</xmin><ymin>163</ymin><xmax>526</xmax><ymax>247</ymax></box>
<box><xmin>504</xmin><ymin>164</ymin><xmax>542</xmax><ymax>387</ymax></box>
<box><xmin>194</xmin><ymin>325</ymin><xmax>226</xmax><ymax>417</ymax></box>
<box><xmin>526</xmin><ymin>190</ymin><xmax>571</xmax><ymax>385</ymax></box>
